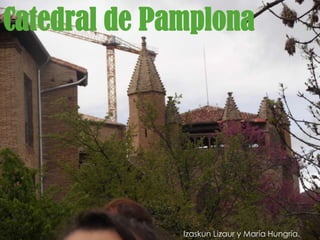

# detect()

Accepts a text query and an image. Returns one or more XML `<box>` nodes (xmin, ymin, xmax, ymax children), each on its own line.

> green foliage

<box><xmin>56</xmin><ymin>106</ymin><xmax>299</xmax><ymax>239</ymax></box>
<box><xmin>66</xmin><ymin>137</ymin><xmax>143</xmax><ymax>209</ymax></box>
<box><xmin>54</xmin><ymin>109</ymin><xmax>141</xmax><ymax>209</ymax></box>
<box><xmin>0</xmin><ymin>149</ymin><xmax>69</xmax><ymax>240</ymax></box>
<box><xmin>140</xmin><ymin>133</ymin><xmax>297</xmax><ymax>237</ymax></box>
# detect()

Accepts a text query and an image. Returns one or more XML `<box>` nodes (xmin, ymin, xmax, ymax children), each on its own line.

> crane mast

<box><xmin>49</xmin><ymin>30</ymin><xmax>157</xmax><ymax>122</ymax></box>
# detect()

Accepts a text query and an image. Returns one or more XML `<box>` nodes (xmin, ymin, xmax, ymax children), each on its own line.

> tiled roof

<box><xmin>127</xmin><ymin>37</ymin><xmax>165</xmax><ymax>95</ymax></box>
<box><xmin>181</xmin><ymin>105</ymin><xmax>257</xmax><ymax>124</ymax></box>
<box><xmin>81</xmin><ymin>114</ymin><xmax>105</xmax><ymax>122</ymax></box>
<box><xmin>0</xmin><ymin>20</ymin><xmax>49</xmax><ymax>65</ymax></box>
<box><xmin>50</xmin><ymin>57</ymin><xmax>87</xmax><ymax>74</ymax></box>
<box><xmin>181</xmin><ymin>106</ymin><xmax>224</xmax><ymax>124</ymax></box>
<box><xmin>80</xmin><ymin>114</ymin><xmax>125</xmax><ymax>126</ymax></box>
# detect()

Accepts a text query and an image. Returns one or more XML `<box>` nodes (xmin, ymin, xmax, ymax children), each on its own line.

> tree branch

<box><xmin>254</xmin><ymin>0</ymin><xmax>285</xmax><ymax>18</ymax></box>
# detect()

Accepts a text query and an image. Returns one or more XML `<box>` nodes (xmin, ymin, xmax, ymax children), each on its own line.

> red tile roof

<box><xmin>80</xmin><ymin>114</ymin><xmax>125</xmax><ymax>127</ymax></box>
<box><xmin>50</xmin><ymin>57</ymin><xmax>87</xmax><ymax>74</ymax></box>
<box><xmin>181</xmin><ymin>105</ymin><xmax>258</xmax><ymax>124</ymax></box>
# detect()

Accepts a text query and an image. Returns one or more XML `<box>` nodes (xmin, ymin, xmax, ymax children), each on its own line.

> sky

<box><xmin>0</xmin><ymin>0</ymin><xmax>311</xmax><ymax>149</ymax></box>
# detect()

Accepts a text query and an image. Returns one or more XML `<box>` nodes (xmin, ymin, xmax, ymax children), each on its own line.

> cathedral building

<box><xmin>125</xmin><ymin>37</ymin><xmax>299</xmax><ymax>199</ymax></box>
<box><xmin>0</xmin><ymin>20</ymin><xmax>298</xmax><ymax>198</ymax></box>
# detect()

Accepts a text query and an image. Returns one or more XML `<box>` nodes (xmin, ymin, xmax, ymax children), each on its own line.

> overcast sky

<box><xmin>1</xmin><ymin>1</ymin><xmax>310</xmax><ymax>137</ymax></box>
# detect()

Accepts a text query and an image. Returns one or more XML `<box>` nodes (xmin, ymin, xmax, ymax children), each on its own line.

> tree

<box><xmin>255</xmin><ymin>1</ymin><xmax>320</xmax><ymax>238</ymax></box>
<box><xmin>255</xmin><ymin>0</ymin><xmax>320</xmax><ymax>56</ymax></box>
<box><xmin>51</xmin><ymin>108</ymin><xmax>140</xmax><ymax>208</ymax></box>
<box><xmin>57</xmin><ymin>105</ymin><xmax>299</xmax><ymax>239</ymax></box>
<box><xmin>255</xmin><ymin>0</ymin><xmax>320</xmax><ymax>198</ymax></box>
<box><xmin>0</xmin><ymin>149</ymin><xmax>69</xmax><ymax>240</ymax></box>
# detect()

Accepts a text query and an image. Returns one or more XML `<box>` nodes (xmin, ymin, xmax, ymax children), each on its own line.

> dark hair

<box><xmin>104</xmin><ymin>198</ymin><xmax>153</xmax><ymax>225</ymax></box>
<box><xmin>105</xmin><ymin>198</ymin><xmax>166</xmax><ymax>240</ymax></box>
<box><xmin>62</xmin><ymin>210</ymin><xmax>135</xmax><ymax>240</ymax></box>
<box><xmin>113</xmin><ymin>216</ymin><xmax>162</xmax><ymax>240</ymax></box>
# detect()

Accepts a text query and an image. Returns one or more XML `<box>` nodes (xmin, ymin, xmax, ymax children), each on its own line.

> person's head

<box><xmin>62</xmin><ymin>210</ymin><xmax>135</xmax><ymax>240</ymax></box>
<box><xmin>104</xmin><ymin>198</ymin><xmax>153</xmax><ymax>225</ymax></box>
<box><xmin>113</xmin><ymin>216</ymin><xmax>162</xmax><ymax>240</ymax></box>
<box><xmin>105</xmin><ymin>198</ymin><xmax>164</xmax><ymax>240</ymax></box>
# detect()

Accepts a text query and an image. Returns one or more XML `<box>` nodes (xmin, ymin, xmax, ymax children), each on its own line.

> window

<box><xmin>145</xmin><ymin>128</ymin><xmax>148</xmax><ymax>138</ymax></box>
<box><xmin>79</xmin><ymin>150</ymin><xmax>88</xmax><ymax>167</ymax></box>
<box><xmin>24</xmin><ymin>74</ymin><xmax>33</xmax><ymax>146</ymax></box>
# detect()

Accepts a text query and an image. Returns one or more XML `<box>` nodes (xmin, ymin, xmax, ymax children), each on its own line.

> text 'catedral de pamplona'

<box><xmin>3</xmin><ymin>6</ymin><xmax>254</xmax><ymax>34</ymax></box>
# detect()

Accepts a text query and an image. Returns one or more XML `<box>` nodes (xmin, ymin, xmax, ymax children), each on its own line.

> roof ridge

<box><xmin>50</xmin><ymin>57</ymin><xmax>87</xmax><ymax>74</ymax></box>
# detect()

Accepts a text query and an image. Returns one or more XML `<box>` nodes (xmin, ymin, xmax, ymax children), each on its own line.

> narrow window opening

<box><xmin>24</xmin><ymin>74</ymin><xmax>33</xmax><ymax>147</ymax></box>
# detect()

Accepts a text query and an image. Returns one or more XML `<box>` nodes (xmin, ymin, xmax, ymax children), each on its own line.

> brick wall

<box><xmin>40</xmin><ymin>61</ymin><xmax>79</xmax><ymax>197</ymax></box>
<box><xmin>99</xmin><ymin>123</ymin><xmax>126</xmax><ymax>140</ymax></box>
<box><xmin>0</xmin><ymin>32</ymin><xmax>39</xmax><ymax>170</ymax></box>
<box><xmin>128</xmin><ymin>92</ymin><xmax>165</xmax><ymax>151</ymax></box>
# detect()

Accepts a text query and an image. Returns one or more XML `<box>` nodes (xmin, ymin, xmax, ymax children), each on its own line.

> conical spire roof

<box><xmin>166</xmin><ymin>96</ymin><xmax>181</xmax><ymax>124</ymax></box>
<box><xmin>258</xmin><ymin>97</ymin><xmax>290</xmax><ymax>125</ymax></box>
<box><xmin>258</xmin><ymin>96</ymin><xmax>271</xmax><ymax>119</ymax></box>
<box><xmin>276</xmin><ymin>98</ymin><xmax>290</xmax><ymax>125</ymax></box>
<box><xmin>222</xmin><ymin>92</ymin><xmax>241</xmax><ymax>121</ymax></box>
<box><xmin>127</xmin><ymin>37</ymin><xmax>166</xmax><ymax>95</ymax></box>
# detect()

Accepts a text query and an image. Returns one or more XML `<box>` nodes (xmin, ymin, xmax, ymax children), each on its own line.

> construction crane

<box><xmin>0</xmin><ymin>6</ymin><xmax>157</xmax><ymax>122</ymax></box>
<box><xmin>49</xmin><ymin>29</ymin><xmax>157</xmax><ymax>122</ymax></box>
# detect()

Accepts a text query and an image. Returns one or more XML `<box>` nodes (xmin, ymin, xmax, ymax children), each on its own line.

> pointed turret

<box><xmin>127</xmin><ymin>37</ymin><xmax>165</xmax><ymax>95</ymax></box>
<box><xmin>275</xmin><ymin>98</ymin><xmax>290</xmax><ymax>126</ymax></box>
<box><xmin>222</xmin><ymin>92</ymin><xmax>241</xmax><ymax>121</ymax></box>
<box><xmin>258</xmin><ymin>96</ymin><xmax>290</xmax><ymax>125</ymax></box>
<box><xmin>165</xmin><ymin>96</ymin><xmax>182</xmax><ymax>148</ymax></box>
<box><xmin>166</xmin><ymin>96</ymin><xmax>181</xmax><ymax>124</ymax></box>
<box><xmin>127</xmin><ymin>37</ymin><xmax>166</xmax><ymax>151</ymax></box>
<box><xmin>258</xmin><ymin>96</ymin><xmax>272</xmax><ymax>120</ymax></box>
